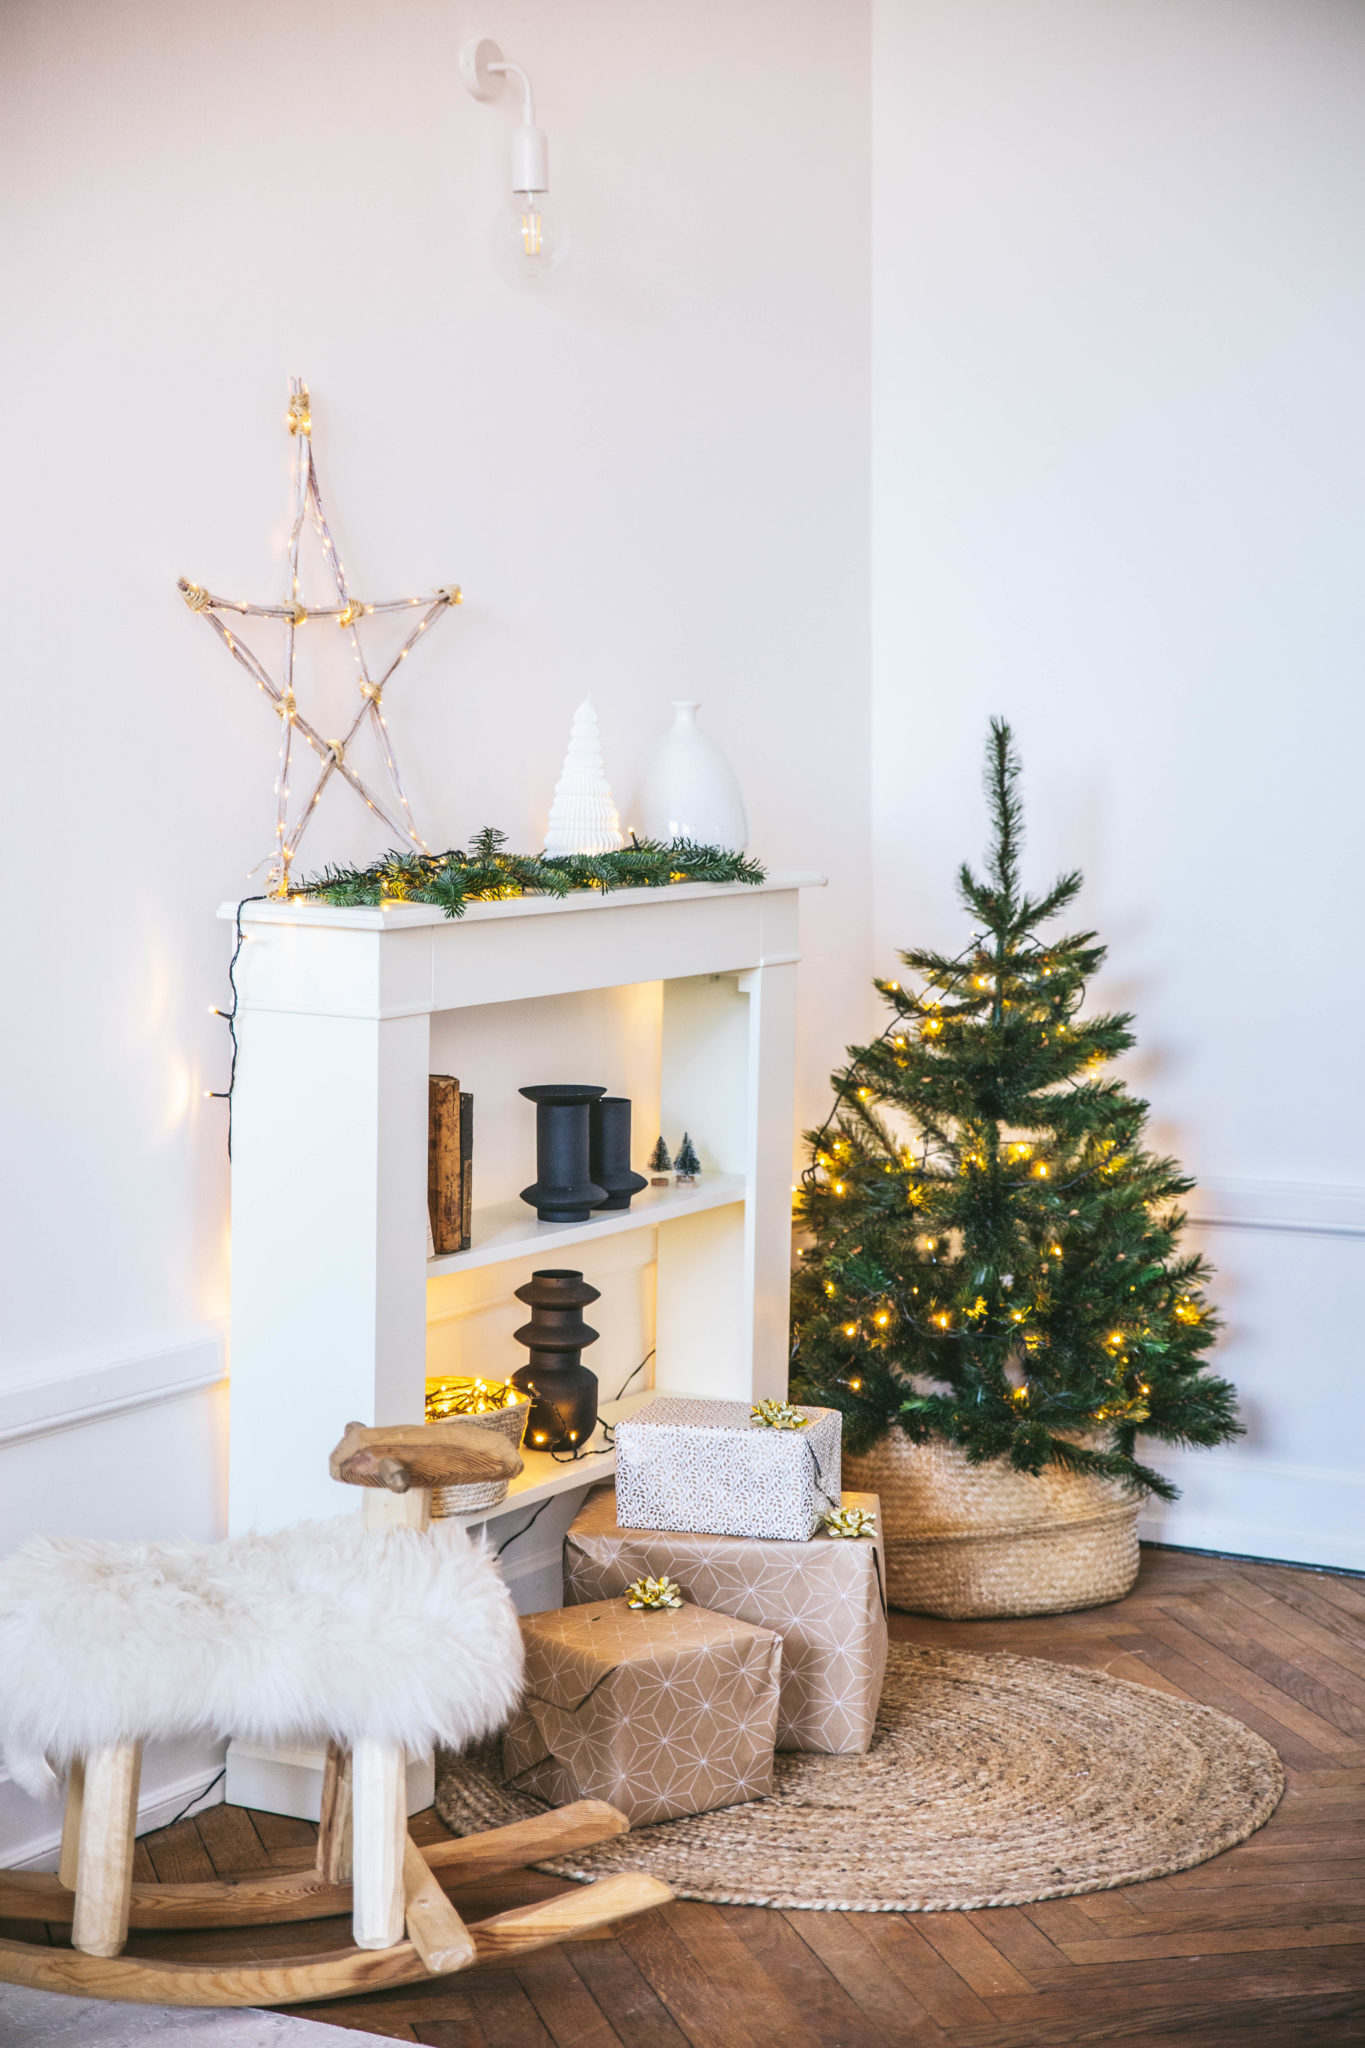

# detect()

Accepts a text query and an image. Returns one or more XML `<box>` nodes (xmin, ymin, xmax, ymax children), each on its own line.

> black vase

<box><xmin>589</xmin><ymin>1096</ymin><xmax>648</xmax><ymax>1212</ymax></box>
<box><xmin>511</xmin><ymin>1269</ymin><xmax>601</xmax><ymax>1452</ymax></box>
<box><xmin>519</xmin><ymin>1084</ymin><xmax>607</xmax><ymax>1222</ymax></box>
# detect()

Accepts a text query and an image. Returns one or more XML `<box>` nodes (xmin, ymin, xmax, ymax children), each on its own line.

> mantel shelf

<box><xmin>220</xmin><ymin>871</ymin><xmax>825</xmax><ymax>933</ymax></box>
<box><xmin>427</xmin><ymin>1174</ymin><xmax>746</xmax><ymax>1277</ymax></box>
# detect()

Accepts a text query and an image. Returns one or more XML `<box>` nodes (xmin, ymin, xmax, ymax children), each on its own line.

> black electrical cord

<box><xmin>207</xmin><ymin>895</ymin><xmax>268</xmax><ymax>1158</ymax></box>
<box><xmin>596</xmin><ymin>1348</ymin><xmax>656</xmax><ymax>1451</ymax></box>
<box><xmin>493</xmin><ymin>1495</ymin><xmax>555</xmax><ymax>1558</ymax></box>
<box><xmin>160</xmin><ymin>1767</ymin><xmax>227</xmax><ymax>1831</ymax></box>
<box><xmin>542</xmin><ymin>1348</ymin><xmax>657</xmax><ymax>1462</ymax></box>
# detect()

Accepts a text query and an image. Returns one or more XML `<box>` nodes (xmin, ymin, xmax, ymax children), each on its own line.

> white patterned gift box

<box><xmin>612</xmin><ymin>1397</ymin><xmax>842</xmax><ymax>1541</ymax></box>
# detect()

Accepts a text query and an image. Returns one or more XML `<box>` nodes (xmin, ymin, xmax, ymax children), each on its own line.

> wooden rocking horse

<box><xmin>0</xmin><ymin>1418</ymin><xmax>670</xmax><ymax>2007</ymax></box>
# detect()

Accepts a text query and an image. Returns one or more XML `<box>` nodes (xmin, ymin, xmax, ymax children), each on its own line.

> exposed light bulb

<box><xmin>500</xmin><ymin>187</ymin><xmax>565</xmax><ymax>278</ymax></box>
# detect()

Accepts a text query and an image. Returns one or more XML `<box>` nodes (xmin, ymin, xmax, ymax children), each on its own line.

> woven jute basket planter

<box><xmin>429</xmin><ymin>1396</ymin><xmax>531</xmax><ymax>1516</ymax></box>
<box><xmin>842</xmin><ymin>1431</ymin><xmax>1140</xmax><ymax>1618</ymax></box>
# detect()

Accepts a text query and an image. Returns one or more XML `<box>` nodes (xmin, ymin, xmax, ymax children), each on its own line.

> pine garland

<box><xmin>790</xmin><ymin>721</ymin><xmax>1240</xmax><ymax>1502</ymax></box>
<box><xmin>298</xmin><ymin>828</ymin><xmax>766</xmax><ymax>915</ymax></box>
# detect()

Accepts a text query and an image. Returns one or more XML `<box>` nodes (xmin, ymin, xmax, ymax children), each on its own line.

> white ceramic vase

<box><xmin>543</xmin><ymin>698</ymin><xmax>625</xmax><ymax>856</ymax></box>
<box><xmin>633</xmin><ymin>702</ymin><xmax>749</xmax><ymax>850</ymax></box>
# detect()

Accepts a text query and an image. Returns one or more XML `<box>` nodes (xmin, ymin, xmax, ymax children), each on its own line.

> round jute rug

<box><xmin>436</xmin><ymin>1643</ymin><xmax>1282</xmax><ymax>1911</ymax></box>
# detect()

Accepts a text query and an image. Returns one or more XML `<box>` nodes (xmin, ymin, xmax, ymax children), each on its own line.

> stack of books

<box><xmin>428</xmin><ymin>1075</ymin><xmax>473</xmax><ymax>1256</ymax></box>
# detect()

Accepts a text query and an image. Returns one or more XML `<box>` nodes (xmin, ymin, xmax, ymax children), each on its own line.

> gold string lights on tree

<box><xmin>789</xmin><ymin>720</ymin><xmax>1239</xmax><ymax>1504</ymax></box>
<box><xmin>178</xmin><ymin>379</ymin><xmax>462</xmax><ymax>897</ymax></box>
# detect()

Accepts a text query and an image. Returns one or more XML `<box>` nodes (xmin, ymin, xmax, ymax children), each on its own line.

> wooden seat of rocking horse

<box><xmin>0</xmin><ymin>1419</ymin><xmax>672</xmax><ymax>2007</ymax></box>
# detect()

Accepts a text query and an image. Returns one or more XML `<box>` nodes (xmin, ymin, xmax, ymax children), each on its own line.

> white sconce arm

<box><xmin>487</xmin><ymin>58</ymin><xmax>535</xmax><ymax>128</ymax></box>
<box><xmin>461</xmin><ymin>38</ymin><xmax>547</xmax><ymax>193</ymax></box>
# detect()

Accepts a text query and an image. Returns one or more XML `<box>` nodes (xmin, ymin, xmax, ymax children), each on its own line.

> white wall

<box><xmin>0</xmin><ymin>0</ymin><xmax>871</xmax><ymax>1854</ymax></box>
<box><xmin>5</xmin><ymin>0</ymin><xmax>1360</xmax><ymax>1866</ymax></box>
<box><xmin>872</xmin><ymin>0</ymin><xmax>1365</xmax><ymax>1568</ymax></box>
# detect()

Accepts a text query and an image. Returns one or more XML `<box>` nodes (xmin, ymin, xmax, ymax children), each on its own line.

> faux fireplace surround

<box><xmin>222</xmin><ymin>872</ymin><xmax>822</xmax><ymax>1818</ymax></box>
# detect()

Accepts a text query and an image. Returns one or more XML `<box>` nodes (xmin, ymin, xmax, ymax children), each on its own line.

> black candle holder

<box><xmin>519</xmin><ymin>1084</ymin><xmax>606</xmax><ymax>1222</ymax></box>
<box><xmin>511</xmin><ymin>1268</ymin><xmax>601</xmax><ymax>1452</ymax></box>
<box><xmin>590</xmin><ymin>1096</ymin><xmax>648</xmax><ymax>1212</ymax></box>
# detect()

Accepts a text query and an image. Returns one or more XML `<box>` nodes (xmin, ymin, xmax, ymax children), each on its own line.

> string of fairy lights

<box><xmin>179</xmin><ymin>378</ymin><xmax>462</xmax><ymax>898</ymax></box>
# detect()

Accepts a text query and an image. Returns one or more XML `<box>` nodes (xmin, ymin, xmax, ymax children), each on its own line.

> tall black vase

<box><xmin>519</xmin><ymin>1084</ymin><xmax>607</xmax><ymax>1222</ymax></box>
<box><xmin>511</xmin><ymin>1268</ymin><xmax>600</xmax><ymax>1451</ymax></box>
<box><xmin>590</xmin><ymin>1096</ymin><xmax>648</xmax><ymax>1212</ymax></box>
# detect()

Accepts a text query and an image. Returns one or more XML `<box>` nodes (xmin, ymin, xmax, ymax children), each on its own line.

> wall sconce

<box><xmin>460</xmin><ymin>37</ymin><xmax>564</xmax><ymax>278</ymax></box>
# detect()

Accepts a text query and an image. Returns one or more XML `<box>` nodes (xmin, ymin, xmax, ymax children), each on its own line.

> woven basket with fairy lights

<box><xmin>425</xmin><ymin>1379</ymin><xmax>531</xmax><ymax>1515</ymax></box>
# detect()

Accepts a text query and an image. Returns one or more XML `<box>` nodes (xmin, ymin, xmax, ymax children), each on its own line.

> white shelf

<box><xmin>437</xmin><ymin>1391</ymin><xmax>660</xmax><ymax>1528</ymax></box>
<box><xmin>426</xmin><ymin>1173</ymin><xmax>746</xmax><ymax>1277</ymax></box>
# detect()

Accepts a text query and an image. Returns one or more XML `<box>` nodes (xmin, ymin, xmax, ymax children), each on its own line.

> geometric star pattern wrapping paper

<box><xmin>178</xmin><ymin>378</ymin><xmax>461</xmax><ymax>896</ymax></box>
<box><xmin>502</xmin><ymin>1598</ymin><xmax>783</xmax><ymax>1827</ymax></box>
<box><xmin>566</xmin><ymin>1485</ymin><xmax>887</xmax><ymax>1755</ymax></box>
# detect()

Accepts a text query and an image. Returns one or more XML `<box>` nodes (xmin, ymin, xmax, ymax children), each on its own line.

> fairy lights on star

<box><xmin>178</xmin><ymin>378</ymin><xmax>463</xmax><ymax>897</ymax></box>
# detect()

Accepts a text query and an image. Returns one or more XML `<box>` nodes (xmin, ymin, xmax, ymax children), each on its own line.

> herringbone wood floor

<box><xmin>10</xmin><ymin>1547</ymin><xmax>1362</xmax><ymax>2045</ymax></box>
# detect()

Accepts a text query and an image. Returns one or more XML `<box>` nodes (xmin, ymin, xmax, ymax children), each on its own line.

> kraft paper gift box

<box><xmin>502</xmin><ymin>1598</ymin><xmax>782</xmax><ymax>1825</ymax></box>
<box><xmin>566</xmin><ymin>1484</ymin><xmax>888</xmax><ymax>1754</ymax></box>
<box><xmin>612</xmin><ymin>1396</ymin><xmax>842</xmax><ymax>1541</ymax></box>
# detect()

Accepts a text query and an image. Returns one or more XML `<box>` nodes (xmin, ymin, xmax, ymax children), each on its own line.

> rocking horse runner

<box><xmin>0</xmin><ymin>1418</ymin><xmax>670</xmax><ymax>2007</ymax></box>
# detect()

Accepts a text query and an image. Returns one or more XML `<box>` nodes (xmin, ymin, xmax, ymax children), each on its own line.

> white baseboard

<box><xmin>225</xmin><ymin>1741</ymin><xmax>434</xmax><ymax>1824</ymax></box>
<box><xmin>1138</xmin><ymin>1450</ymin><xmax>1365</xmax><ymax>1573</ymax></box>
<box><xmin>3</xmin><ymin>1747</ymin><xmax>227</xmax><ymax>1872</ymax></box>
<box><xmin>1190</xmin><ymin>1175</ymin><xmax>1365</xmax><ymax>1239</ymax></box>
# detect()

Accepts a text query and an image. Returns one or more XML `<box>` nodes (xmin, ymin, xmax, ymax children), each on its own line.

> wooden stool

<box><xmin>0</xmin><ymin>1419</ymin><xmax>671</xmax><ymax>2007</ymax></box>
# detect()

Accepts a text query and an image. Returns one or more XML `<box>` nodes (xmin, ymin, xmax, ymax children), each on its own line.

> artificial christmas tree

<box><xmin>647</xmin><ymin>1137</ymin><xmax>673</xmax><ymax>1185</ymax></box>
<box><xmin>674</xmin><ymin>1133</ymin><xmax>701</xmax><ymax>1184</ymax></box>
<box><xmin>790</xmin><ymin>723</ymin><xmax>1238</xmax><ymax>1615</ymax></box>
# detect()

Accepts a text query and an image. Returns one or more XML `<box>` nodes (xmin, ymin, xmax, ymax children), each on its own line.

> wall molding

<box><xmin>1190</xmin><ymin>1176</ymin><xmax>1365</xmax><ymax>1240</ymax></box>
<box><xmin>1138</xmin><ymin>1447</ymin><xmax>1365</xmax><ymax>1574</ymax></box>
<box><xmin>4</xmin><ymin>1753</ymin><xmax>226</xmax><ymax>1871</ymax></box>
<box><xmin>0</xmin><ymin>1325</ymin><xmax>227</xmax><ymax>1447</ymax></box>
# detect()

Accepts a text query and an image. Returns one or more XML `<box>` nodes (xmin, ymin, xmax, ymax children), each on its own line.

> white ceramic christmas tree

<box><xmin>543</xmin><ymin>698</ymin><xmax>626</xmax><ymax>856</ymax></box>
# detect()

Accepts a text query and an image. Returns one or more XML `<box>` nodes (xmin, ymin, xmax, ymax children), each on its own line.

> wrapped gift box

<box><xmin>502</xmin><ymin>1598</ymin><xmax>782</xmax><ymax>1825</ymax></box>
<box><xmin>612</xmin><ymin>1396</ymin><xmax>842</xmax><ymax>1541</ymax></box>
<box><xmin>566</xmin><ymin>1485</ymin><xmax>887</xmax><ymax>1754</ymax></box>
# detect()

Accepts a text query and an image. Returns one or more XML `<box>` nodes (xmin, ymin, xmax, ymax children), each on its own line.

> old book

<box><xmin>459</xmin><ymin>1091</ymin><xmax>473</xmax><ymax>1251</ymax></box>
<box><xmin>428</xmin><ymin>1075</ymin><xmax>463</xmax><ymax>1256</ymax></box>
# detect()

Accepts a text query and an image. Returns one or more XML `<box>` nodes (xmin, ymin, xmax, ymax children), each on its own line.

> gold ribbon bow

<box><xmin>625</xmin><ymin>1576</ymin><xmax>684</xmax><ymax>1611</ymax></box>
<box><xmin>822</xmin><ymin>1506</ymin><xmax>877</xmax><ymax>1540</ymax></box>
<box><xmin>750</xmin><ymin>1399</ymin><xmax>810</xmax><ymax>1430</ymax></box>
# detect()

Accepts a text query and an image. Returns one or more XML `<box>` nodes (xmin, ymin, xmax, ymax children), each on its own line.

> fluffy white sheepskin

<box><xmin>0</xmin><ymin>1517</ymin><xmax>524</xmax><ymax>1799</ymax></box>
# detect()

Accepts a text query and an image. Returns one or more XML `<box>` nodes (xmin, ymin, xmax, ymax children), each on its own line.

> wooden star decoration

<box><xmin>179</xmin><ymin>377</ymin><xmax>461</xmax><ymax>896</ymax></box>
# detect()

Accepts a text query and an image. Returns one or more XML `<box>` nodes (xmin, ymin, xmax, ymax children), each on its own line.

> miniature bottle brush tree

<box><xmin>791</xmin><ymin>721</ymin><xmax>1239</xmax><ymax>1500</ymax></box>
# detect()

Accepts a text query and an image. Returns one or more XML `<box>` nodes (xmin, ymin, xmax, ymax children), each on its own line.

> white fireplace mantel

<box><xmin>219</xmin><ymin>869</ymin><xmax>822</xmax><ymax>1820</ymax></box>
<box><xmin>221</xmin><ymin>872</ymin><xmax>823</xmax><ymax>1535</ymax></box>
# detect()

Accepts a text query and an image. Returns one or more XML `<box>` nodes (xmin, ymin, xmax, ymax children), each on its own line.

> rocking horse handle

<box><xmin>329</xmin><ymin>1419</ymin><xmax>523</xmax><ymax>1494</ymax></box>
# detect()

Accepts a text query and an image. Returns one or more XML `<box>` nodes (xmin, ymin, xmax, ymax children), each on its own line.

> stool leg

<box><xmin>58</xmin><ymin>1757</ymin><xmax>85</xmax><ymax>1890</ymax></box>
<box><xmin>317</xmin><ymin>1741</ymin><xmax>353</xmax><ymax>1882</ymax></box>
<box><xmin>71</xmin><ymin>1742</ymin><xmax>141</xmax><ymax>1958</ymax></box>
<box><xmin>351</xmin><ymin>1738</ymin><xmax>407</xmax><ymax>1949</ymax></box>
